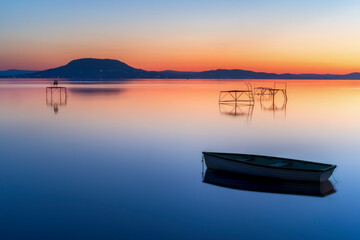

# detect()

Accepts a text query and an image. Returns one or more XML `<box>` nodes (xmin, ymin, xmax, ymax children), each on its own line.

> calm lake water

<box><xmin>0</xmin><ymin>79</ymin><xmax>360</xmax><ymax>239</ymax></box>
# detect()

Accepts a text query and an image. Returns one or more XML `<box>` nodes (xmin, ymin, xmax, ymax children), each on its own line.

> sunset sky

<box><xmin>1</xmin><ymin>0</ymin><xmax>360</xmax><ymax>73</ymax></box>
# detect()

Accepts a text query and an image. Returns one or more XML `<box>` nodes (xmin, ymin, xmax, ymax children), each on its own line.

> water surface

<box><xmin>0</xmin><ymin>79</ymin><xmax>359</xmax><ymax>239</ymax></box>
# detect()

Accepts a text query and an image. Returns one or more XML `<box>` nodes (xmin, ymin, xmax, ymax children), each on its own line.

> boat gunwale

<box><xmin>202</xmin><ymin>152</ymin><xmax>337</xmax><ymax>173</ymax></box>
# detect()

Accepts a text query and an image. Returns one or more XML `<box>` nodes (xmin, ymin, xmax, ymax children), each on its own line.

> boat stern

<box><xmin>320</xmin><ymin>166</ymin><xmax>336</xmax><ymax>182</ymax></box>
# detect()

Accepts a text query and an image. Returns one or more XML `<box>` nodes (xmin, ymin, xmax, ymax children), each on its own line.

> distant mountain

<box><xmin>19</xmin><ymin>58</ymin><xmax>162</xmax><ymax>78</ymax></box>
<box><xmin>0</xmin><ymin>69</ymin><xmax>36</xmax><ymax>76</ymax></box>
<box><xmin>192</xmin><ymin>69</ymin><xmax>279</xmax><ymax>79</ymax></box>
<box><xmin>8</xmin><ymin>58</ymin><xmax>191</xmax><ymax>79</ymax></box>
<box><xmin>4</xmin><ymin>58</ymin><xmax>360</xmax><ymax>79</ymax></box>
<box><xmin>193</xmin><ymin>70</ymin><xmax>360</xmax><ymax>79</ymax></box>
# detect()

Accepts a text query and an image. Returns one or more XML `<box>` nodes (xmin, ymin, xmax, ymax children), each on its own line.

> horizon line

<box><xmin>1</xmin><ymin>57</ymin><xmax>360</xmax><ymax>76</ymax></box>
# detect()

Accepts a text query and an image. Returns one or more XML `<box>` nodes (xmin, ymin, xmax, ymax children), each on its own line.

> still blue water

<box><xmin>0</xmin><ymin>79</ymin><xmax>359</xmax><ymax>239</ymax></box>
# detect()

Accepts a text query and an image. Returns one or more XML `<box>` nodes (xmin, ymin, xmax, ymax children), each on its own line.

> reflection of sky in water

<box><xmin>0</xmin><ymin>80</ymin><xmax>360</xmax><ymax>239</ymax></box>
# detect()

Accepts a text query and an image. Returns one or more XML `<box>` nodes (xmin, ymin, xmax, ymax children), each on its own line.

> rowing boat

<box><xmin>202</xmin><ymin>152</ymin><xmax>336</xmax><ymax>182</ymax></box>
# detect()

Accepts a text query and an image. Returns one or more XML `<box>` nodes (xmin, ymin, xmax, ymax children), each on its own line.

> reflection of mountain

<box><xmin>6</xmin><ymin>58</ymin><xmax>360</xmax><ymax>79</ymax></box>
<box><xmin>70</xmin><ymin>87</ymin><xmax>124</xmax><ymax>96</ymax></box>
<box><xmin>203</xmin><ymin>169</ymin><xmax>335</xmax><ymax>197</ymax></box>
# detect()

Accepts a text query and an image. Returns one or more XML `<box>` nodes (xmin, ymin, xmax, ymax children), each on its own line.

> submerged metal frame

<box><xmin>218</xmin><ymin>82</ymin><xmax>288</xmax><ymax>120</ymax></box>
<box><xmin>254</xmin><ymin>82</ymin><xmax>288</xmax><ymax>117</ymax></box>
<box><xmin>254</xmin><ymin>82</ymin><xmax>288</xmax><ymax>100</ymax></box>
<box><xmin>219</xmin><ymin>83</ymin><xmax>254</xmax><ymax>104</ymax></box>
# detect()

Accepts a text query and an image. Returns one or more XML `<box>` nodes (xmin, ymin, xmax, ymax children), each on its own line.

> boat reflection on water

<box><xmin>203</xmin><ymin>169</ymin><xmax>336</xmax><ymax>197</ymax></box>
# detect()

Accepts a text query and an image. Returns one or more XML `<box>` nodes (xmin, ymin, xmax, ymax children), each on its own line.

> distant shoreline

<box><xmin>2</xmin><ymin>78</ymin><xmax>360</xmax><ymax>81</ymax></box>
<box><xmin>2</xmin><ymin>58</ymin><xmax>360</xmax><ymax>80</ymax></box>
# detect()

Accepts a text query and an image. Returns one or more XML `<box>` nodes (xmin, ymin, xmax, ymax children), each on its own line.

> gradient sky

<box><xmin>1</xmin><ymin>0</ymin><xmax>360</xmax><ymax>73</ymax></box>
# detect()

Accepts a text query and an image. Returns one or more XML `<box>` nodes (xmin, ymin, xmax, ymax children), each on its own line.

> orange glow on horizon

<box><xmin>2</xmin><ymin>25</ymin><xmax>360</xmax><ymax>74</ymax></box>
<box><xmin>2</xmin><ymin>0</ymin><xmax>360</xmax><ymax>75</ymax></box>
<box><xmin>2</xmin><ymin>35</ymin><xmax>360</xmax><ymax>74</ymax></box>
<box><xmin>3</xmin><ymin>54</ymin><xmax>360</xmax><ymax>75</ymax></box>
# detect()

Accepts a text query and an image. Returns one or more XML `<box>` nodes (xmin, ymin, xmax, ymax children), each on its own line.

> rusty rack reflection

<box><xmin>218</xmin><ymin>83</ymin><xmax>254</xmax><ymax>120</ymax></box>
<box><xmin>219</xmin><ymin>102</ymin><xmax>254</xmax><ymax>121</ymax></box>
<box><xmin>46</xmin><ymin>81</ymin><xmax>68</xmax><ymax>114</ymax></box>
<box><xmin>218</xmin><ymin>82</ymin><xmax>288</xmax><ymax>119</ymax></box>
<box><xmin>256</xmin><ymin>82</ymin><xmax>287</xmax><ymax>116</ymax></box>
